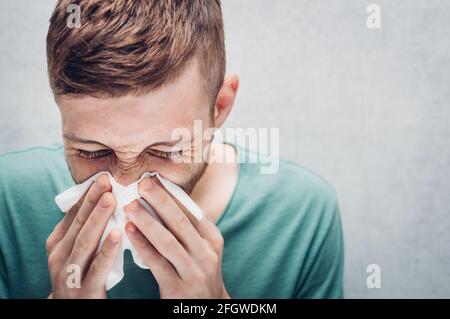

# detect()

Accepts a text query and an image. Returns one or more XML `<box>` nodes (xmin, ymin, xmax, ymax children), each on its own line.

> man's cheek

<box><xmin>156</xmin><ymin>162</ymin><xmax>192</xmax><ymax>184</ymax></box>
<box><xmin>66</xmin><ymin>156</ymin><xmax>110</xmax><ymax>183</ymax></box>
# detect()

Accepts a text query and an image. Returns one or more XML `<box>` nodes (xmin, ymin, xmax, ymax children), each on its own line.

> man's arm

<box><xmin>0</xmin><ymin>248</ymin><xmax>9</xmax><ymax>298</ymax></box>
<box><xmin>295</xmin><ymin>203</ymin><xmax>345</xmax><ymax>298</ymax></box>
<box><xmin>0</xmin><ymin>167</ymin><xmax>10</xmax><ymax>299</ymax></box>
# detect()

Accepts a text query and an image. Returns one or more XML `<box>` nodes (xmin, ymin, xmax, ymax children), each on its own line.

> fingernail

<box><xmin>126</xmin><ymin>223</ymin><xmax>136</xmax><ymax>233</ymax></box>
<box><xmin>141</xmin><ymin>177</ymin><xmax>154</xmax><ymax>192</ymax></box>
<box><xmin>126</xmin><ymin>200</ymin><xmax>140</xmax><ymax>214</ymax></box>
<box><xmin>109</xmin><ymin>230</ymin><xmax>121</xmax><ymax>244</ymax></box>
<box><xmin>96</xmin><ymin>174</ymin><xmax>108</xmax><ymax>190</ymax></box>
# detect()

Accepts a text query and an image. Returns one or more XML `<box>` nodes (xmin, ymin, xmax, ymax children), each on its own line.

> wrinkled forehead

<box><xmin>56</xmin><ymin>62</ymin><xmax>210</xmax><ymax>150</ymax></box>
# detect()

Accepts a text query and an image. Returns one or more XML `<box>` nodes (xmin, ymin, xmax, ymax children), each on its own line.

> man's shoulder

<box><xmin>278</xmin><ymin>158</ymin><xmax>338</xmax><ymax>209</ymax></box>
<box><xmin>232</xmin><ymin>145</ymin><xmax>341</xmax><ymax>238</ymax></box>
<box><xmin>0</xmin><ymin>143</ymin><xmax>71</xmax><ymax>194</ymax></box>
<box><xmin>238</xmin><ymin>146</ymin><xmax>339</xmax><ymax>211</ymax></box>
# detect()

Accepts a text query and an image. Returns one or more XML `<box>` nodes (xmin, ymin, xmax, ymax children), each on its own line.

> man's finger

<box><xmin>82</xmin><ymin>230</ymin><xmax>122</xmax><ymax>293</ymax></box>
<box><xmin>171</xmin><ymin>192</ymin><xmax>225</xmax><ymax>255</ymax></box>
<box><xmin>53</xmin><ymin>173</ymin><xmax>111</xmax><ymax>261</ymax></box>
<box><xmin>139</xmin><ymin>176</ymin><xmax>224</xmax><ymax>256</ymax></box>
<box><xmin>124</xmin><ymin>199</ymin><xmax>194</xmax><ymax>280</ymax></box>
<box><xmin>66</xmin><ymin>192</ymin><xmax>116</xmax><ymax>275</ymax></box>
<box><xmin>138</xmin><ymin>177</ymin><xmax>204</xmax><ymax>254</ymax></box>
<box><xmin>125</xmin><ymin>222</ymin><xmax>179</xmax><ymax>287</ymax></box>
<box><xmin>46</xmin><ymin>186</ymin><xmax>89</xmax><ymax>254</ymax></box>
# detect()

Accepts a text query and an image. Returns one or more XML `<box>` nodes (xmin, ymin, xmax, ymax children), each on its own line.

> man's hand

<box><xmin>124</xmin><ymin>176</ymin><xmax>230</xmax><ymax>299</ymax></box>
<box><xmin>46</xmin><ymin>173</ymin><xmax>122</xmax><ymax>298</ymax></box>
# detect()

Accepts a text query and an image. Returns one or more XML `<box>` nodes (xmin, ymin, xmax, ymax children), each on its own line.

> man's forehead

<box><xmin>57</xmin><ymin>60</ymin><xmax>209</xmax><ymax>150</ymax></box>
<box><xmin>57</xmin><ymin>58</ymin><xmax>207</xmax><ymax>116</ymax></box>
<box><xmin>58</xmin><ymin>92</ymin><xmax>206</xmax><ymax>144</ymax></box>
<box><xmin>62</xmin><ymin>118</ymin><xmax>196</xmax><ymax>152</ymax></box>
<box><xmin>58</xmin><ymin>92</ymin><xmax>201</xmax><ymax>121</ymax></box>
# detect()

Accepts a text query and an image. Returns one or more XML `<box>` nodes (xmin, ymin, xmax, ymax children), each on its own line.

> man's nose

<box><xmin>110</xmin><ymin>170</ymin><xmax>146</xmax><ymax>186</ymax></box>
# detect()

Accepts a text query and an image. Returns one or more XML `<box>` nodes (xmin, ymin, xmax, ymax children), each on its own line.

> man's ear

<box><xmin>213</xmin><ymin>73</ymin><xmax>239</xmax><ymax>128</ymax></box>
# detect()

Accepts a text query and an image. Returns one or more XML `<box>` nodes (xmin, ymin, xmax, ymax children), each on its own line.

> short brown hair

<box><xmin>46</xmin><ymin>0</ymin><xmax>226</xmax><ymax>106</ymax></box>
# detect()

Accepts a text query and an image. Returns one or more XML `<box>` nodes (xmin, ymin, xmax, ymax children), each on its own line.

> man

<box><xmin>0</xmin><ymin>0</ymin><xmax>344</xmax><ymax>298</ymax></box>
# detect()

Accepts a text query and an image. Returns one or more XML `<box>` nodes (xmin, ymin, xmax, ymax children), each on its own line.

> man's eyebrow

<box><xmin>63</xmin><ymin>133</ymin><xmax>110</xmax><ymax>148</ymax></box>
<box><xmin>149</xmin><ymin>137</ymin><xmax>183</xmax><ymax>148</ymax></box>
<box><xmin>63</xmin><ymin>133</ymin><xmax>183</xmax><ymax>149</ymax></box>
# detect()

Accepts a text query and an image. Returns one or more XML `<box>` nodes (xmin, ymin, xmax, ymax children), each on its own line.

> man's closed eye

<box><xmin>77</xmin><ymin>149</ymin><xmax>183</xmax><ymax>160</ymax></box>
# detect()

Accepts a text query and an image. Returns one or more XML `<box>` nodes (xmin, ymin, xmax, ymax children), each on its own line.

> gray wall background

<box><xmin>1</xmin><ymin>0</ymin><xmax>449</xmax><ymax>298</ymax></box>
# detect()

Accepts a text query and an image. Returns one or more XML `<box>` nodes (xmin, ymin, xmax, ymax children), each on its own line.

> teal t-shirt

<box><xmin>0</xmin><ymin>143</ymin><xmax>344</xmax><ymax>299</ymax></box>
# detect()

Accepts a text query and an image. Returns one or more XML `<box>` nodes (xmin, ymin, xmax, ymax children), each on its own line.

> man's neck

<box><xmin>190</xmin><ymin>142</ymin><xmax>239</xmax><ymax>223</ymax></box>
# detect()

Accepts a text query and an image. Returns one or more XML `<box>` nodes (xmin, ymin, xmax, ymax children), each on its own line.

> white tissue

<box><xmin>54</xmin><ymin>171</ymin><xmax>203</xmax><ymax>290</ymax></box>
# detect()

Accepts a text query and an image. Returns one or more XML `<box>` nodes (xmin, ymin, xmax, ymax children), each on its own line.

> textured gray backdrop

<box><xmin>1</xmin><ymin>0</ymin><xmax>449</xmax><ymax>298</ymax></box>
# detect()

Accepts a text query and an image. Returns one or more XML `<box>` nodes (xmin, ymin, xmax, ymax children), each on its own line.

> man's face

<box><xmin>57</xmin><ymin>61</ymin><xmax>214</xmax><ymax>193</ymax></box>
